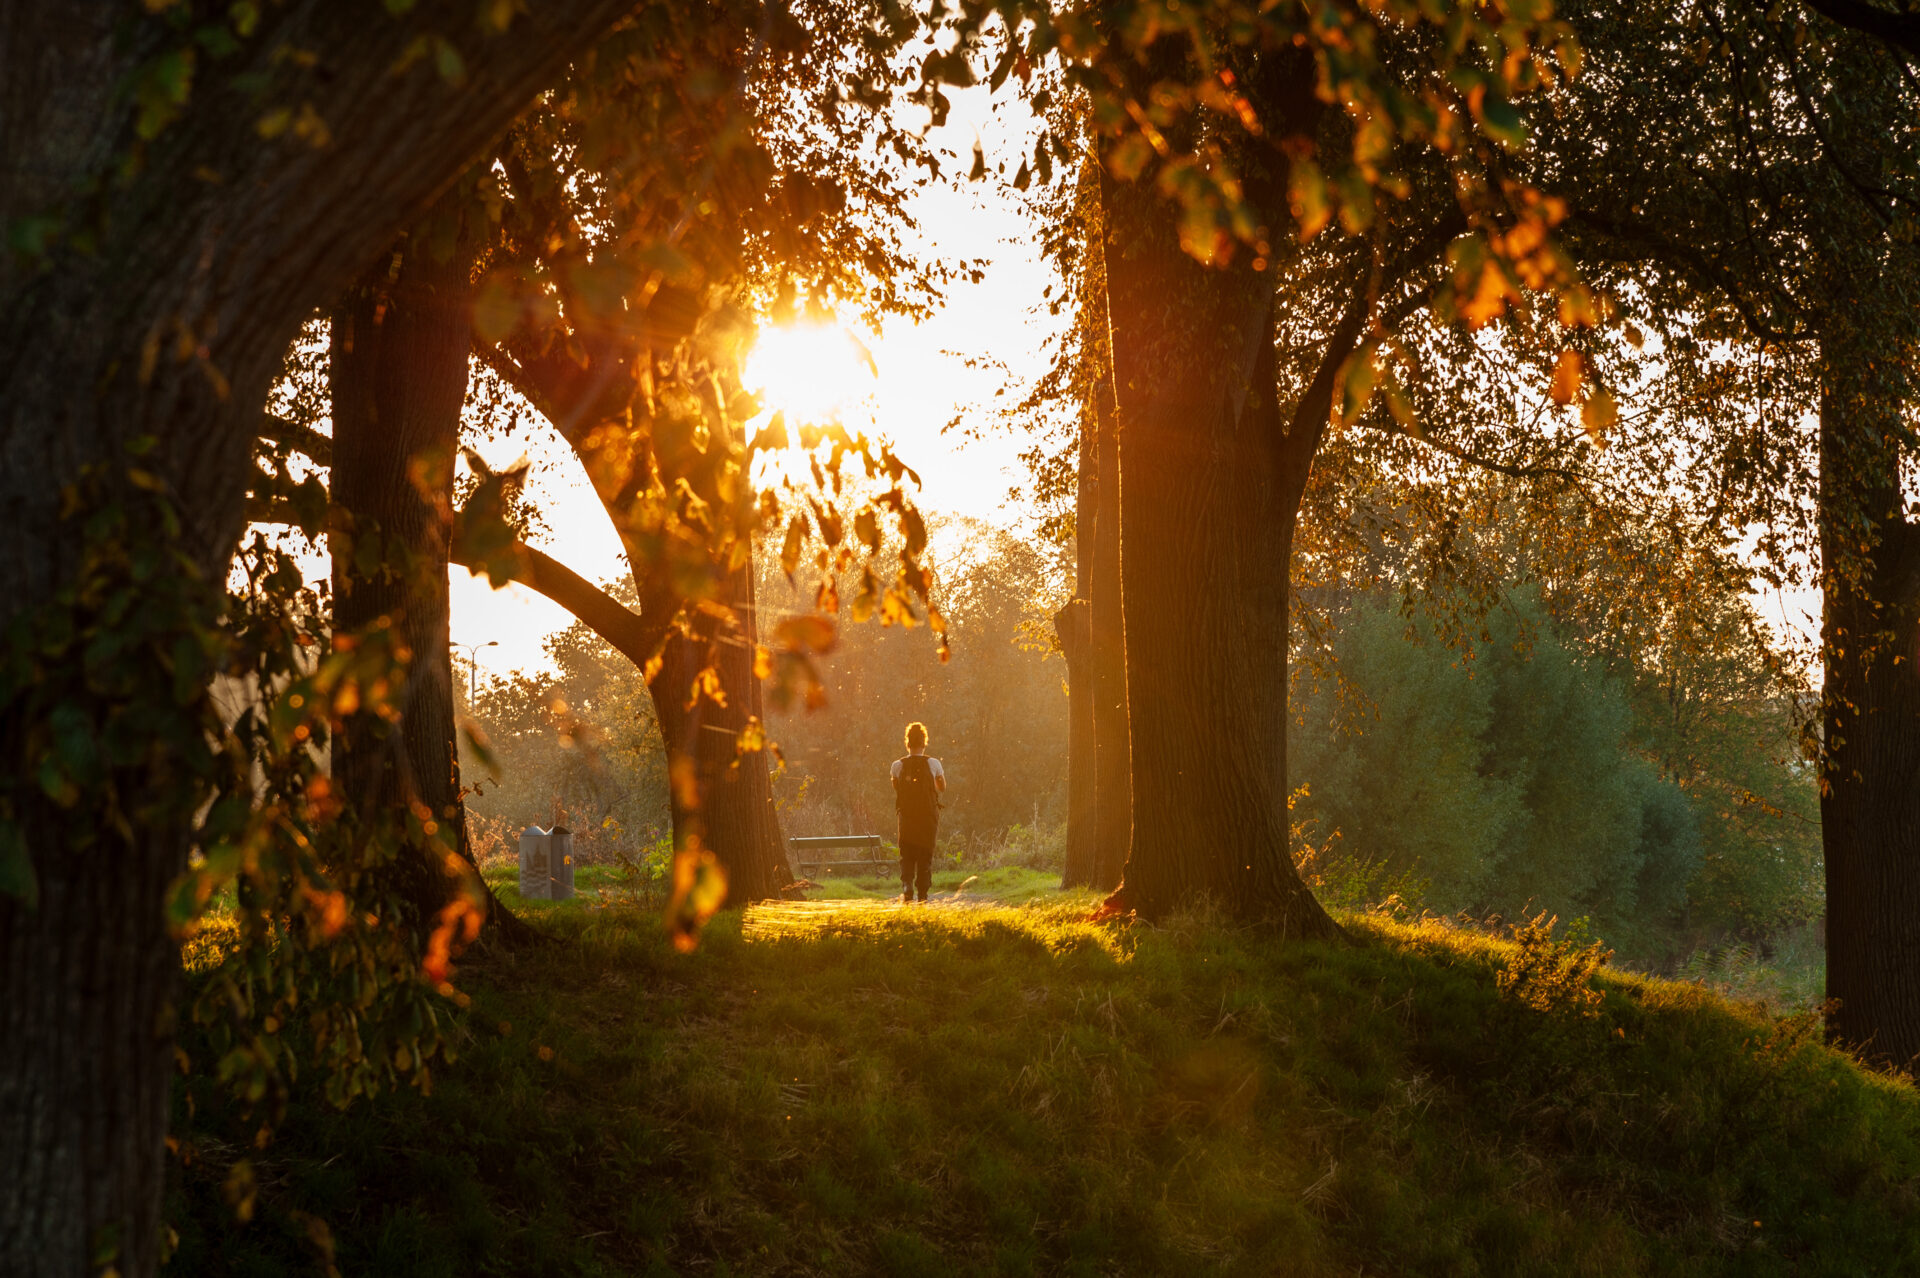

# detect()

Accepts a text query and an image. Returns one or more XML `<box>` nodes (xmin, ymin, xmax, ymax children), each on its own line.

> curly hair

<box><xmin>903</xmin><ymin>721</ymin><xmax>928</xmax><ymax>751</ymax></box>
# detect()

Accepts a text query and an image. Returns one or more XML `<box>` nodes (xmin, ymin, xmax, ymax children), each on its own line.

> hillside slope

<box><xmin>167</xmin><ymin>887</ymin><xmax>1920</xmax><ymax>1276</ymax></box>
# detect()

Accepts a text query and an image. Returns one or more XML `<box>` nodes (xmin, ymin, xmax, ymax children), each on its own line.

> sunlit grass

<box><xmin>168</xmin><ymin>890</ymin><xmax>1920</xmax><ymax>1277</ymax></box>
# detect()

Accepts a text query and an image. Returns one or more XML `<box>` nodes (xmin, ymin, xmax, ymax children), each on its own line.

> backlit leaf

<box><xmin>1549</xmin><ymin>350</ymin><xmax>1582</xmax><ymax>405</ymax></box>
<box><xmin>1334</xmin><ymin>343</ymin><xmax>1379</xmax><ymax>425</ymax></box>
<box><xmin>1581</xmin><ymin>387</ymin><xmax>1618</xmax><ymax>445</ymax></box>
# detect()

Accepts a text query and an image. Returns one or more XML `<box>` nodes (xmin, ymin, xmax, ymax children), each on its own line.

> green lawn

<box><xmin>168</xmin><ymin>890</ymin><xmax>1920</xmax><ymax>1276</ymax></box>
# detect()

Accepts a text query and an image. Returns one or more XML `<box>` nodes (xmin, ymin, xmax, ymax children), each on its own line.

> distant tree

<box><xmin>1294</xmin><ymin>591</ymin><xmax>1702</xmax><ymax>951</ymax></box>
<box><xmin>1054</xmin><ymin>416</ymin><xmax>1096</xmax><ymax>887</ymax></box>
<box><xmin>462</xmin><ymin>598</ymin><xmax>674</xmax><ymax>860</ymax></box>
<box><xmin>1034</xmin><ymin>160</ymin><xmax>1130</xmax><ymax>893</ymax></box>
<box><xmin>761</xmin><ymin>520</ymin><xmax>1068</xmax><ymax>852</ymax></box>
<box><xmin>1517</xmin><ymin>0</ymin><xmax>1920</xmax><ymax>1062</ymax></box>
<box><xmin>1289</xmin><ymin>448</ymin><xmax>1824</xmax><ymax>952</ymax></box>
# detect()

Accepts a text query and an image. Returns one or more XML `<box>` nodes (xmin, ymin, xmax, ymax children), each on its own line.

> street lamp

<box><xmin>453</xmin><ymin>640</ymin><xmax>498</xmax><ymax>703</ymax></box>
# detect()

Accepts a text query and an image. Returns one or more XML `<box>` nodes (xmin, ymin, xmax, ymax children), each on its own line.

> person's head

<box><xmin>904</xmin><ymin>721</ymin><xmax>928</xmax><ymax>752</ymax></box>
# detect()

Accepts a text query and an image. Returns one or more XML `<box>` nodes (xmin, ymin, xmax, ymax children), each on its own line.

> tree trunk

<box><xmin>1086</xmin><ymin>304</ymin><xmax>1133</xmax><ymax>892</ymax></box>
<box><xmin>1819</xmin><ymin>332</ymin><xmax>1920</xmax><ymax>1067</ymax></box>
<box><xmin>1057</xmin><ymin>596</ymin><xmax>1096</xmax><ymax>887</ymax></box>
<box><xmin>0</xmin><ymin>7</ymin><xmax>638</xmax><ymax>1273</ymax></box>
<box><xmin>479</xmin><ymin>331</ymin><xmax>794</xmax><ymax>906</ymax></box>
<box><xmin>1098</xmin><ymin>173</ymin><xmax>1339</xmax><ymax>936</ymax></box>
<box><xmin>1059</xmin><ymin>401</ymin><xmax>1100</xmax><ymax>887</ymax></box>
<box><xmin>0</xmin><ymin>815</ymin><xmax>181</xmax><ymax>1278</ymax></box>
<box><xmin>329</xmin><ymin>225</ymin><xmax>500</xmax><ymax>944</ymax></box>
<box><xmin>648</xmin><ymin>563</ymin><xmax>794</xmax><ymax>905</ymax></box>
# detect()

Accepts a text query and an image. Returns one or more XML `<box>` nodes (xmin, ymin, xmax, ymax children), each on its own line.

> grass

<box><xmin>480</xmin><ymin>861</ymin><xmax>1068</xmax><ymax>908</ymax></box>
<box><xmin>167</xmin><ymin>890</ymin><xmax>1920</xmax><ymax>1276</ymax></box>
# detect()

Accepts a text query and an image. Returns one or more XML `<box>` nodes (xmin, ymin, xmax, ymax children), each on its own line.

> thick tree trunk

<box><xmin>1819</xmin><ymin>335</ymin><xmax>1920</xmax><ymax>1067</ymax></box>
<box><xmin>0</xmin><ymin>817</ymin><xmax>181</xmax><ymax>1278</ymax></box>
<box><xmin>0</xmin><ymin>7</ymin><xmax>638</xmax><ymax>1274</ymax></box>
<box><xmin>329</xmin><ymin>228</ymin><xmax>492</xmax><ymax>944</ymax></box>
<box><xmin>649</xmin><ymin>564</ymin><xmax>793</xmax><ymax>905</ymax></box>
<box><xmin>1098</xmin><ymin>173</ymin><xmax>1339</xmax><ymax>936</ymax></box>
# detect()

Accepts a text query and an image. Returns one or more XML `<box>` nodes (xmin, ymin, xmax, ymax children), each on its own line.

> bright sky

<box><xmin>452</xmin><ymin>86</ymin><xmax>1062</xmax><ymax>683</ymax></box>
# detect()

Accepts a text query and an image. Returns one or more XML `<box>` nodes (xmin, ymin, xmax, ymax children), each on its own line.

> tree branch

<box><xmin>258</xmin><ymin>415</ymin><xmax>333</xmax><ymax>466</ymax></box>
<box><xmin>246</xmin><ymin>465</ymin><xmax>680</xmax><ymax>677</ymax></box>
<box><xmin>1277</xmin><ymin>212</ymin><xmax>1462</xmax><ymax>476</ymax></box>
<box><xmin>1805</xmin><ymin>0</ymin><xmax>1920</xmax><ymax>62</ymax></box>
<box><xmin>1357</xmin><ymin>422</ymin><xmax>1587</xmax><ymax>484</ymax></box>
<box><xmin>450</xmin><ymin>534</ymin><xmax>674</xmax><ymax>673</ymax></box>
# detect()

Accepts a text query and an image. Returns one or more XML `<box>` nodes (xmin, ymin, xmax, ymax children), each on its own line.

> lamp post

<box><xmin>453</xmin><ymin>640</ymin><xmax>498</xmax><ymax>704</ymax></box>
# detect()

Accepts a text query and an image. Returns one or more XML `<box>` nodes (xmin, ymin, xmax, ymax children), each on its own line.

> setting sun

<box><xmin>743</xmin><ymin>319</ymin><xmax>878</xmax><ymax>427</ymax></box>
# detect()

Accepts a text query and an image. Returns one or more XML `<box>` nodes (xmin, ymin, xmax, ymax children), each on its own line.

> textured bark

<box><xmin>0</xmin><ymin>6</ymin><xmax>640</xmax><ymax>1274</ymax></box>
<box><xmin>1057</xmin><ymin>596</ymin><xmax>1096</xmax><ymax>887</ymax></box>
<box><xmin>649</xmin><ymin>567</ymin><xmax>794</xmax><ymax>905</ymax></box>
<box><xmin>1086</xmin><ymin>339</ymin><xmax>1133</xmax><ymax>893</ymax></box>
<box><xmin>329</xmin><ymin>228</ymin><xmax>490</xmax><ymax>943</ymax></box>
<box><xmin>1819</xmin><ymin>334</ymin><xmax>1920</xmax><ymax>1067</ymax></box>
<box><xmin>1060</xmin><ymin>403</ymin><xmax>1100</xmax><ymax>887</ymax></box>
<box><xmin>1098</xmin><ymin>168</ymin><xmax>1339</xmax><ymax>935</ymax></box>
<box><xmin>0</xmin><ymin>820</ymin><xmax>180</xmax><ymax>1278</ymax></box>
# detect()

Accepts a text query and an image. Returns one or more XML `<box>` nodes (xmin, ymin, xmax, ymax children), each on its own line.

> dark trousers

<box><xmin>899</xmin><ymin>840</ymin><xmax>934</xmax><ymax>900</ymax></box>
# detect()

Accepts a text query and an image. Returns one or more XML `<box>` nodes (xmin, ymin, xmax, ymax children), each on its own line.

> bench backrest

<box><xmin>790</xmin><ymin>835</ymin><xmax>882</xmax><ymax>853</ymax></box>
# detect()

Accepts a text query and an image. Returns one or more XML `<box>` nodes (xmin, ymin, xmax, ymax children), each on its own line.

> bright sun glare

<box><xmin>743</xmin><ymin>319</ymin><xmax>878</xmax><ymax>428</ymax></box>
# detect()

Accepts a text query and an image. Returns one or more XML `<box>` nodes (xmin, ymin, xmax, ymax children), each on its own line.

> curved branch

<box><xmin>1278</xmin><ymin>212</ymin><xmax>1462</xmax><ymax>476</ymax></box>
<box><xmin>246</xmin><ymin>477</ymin><xmax>678</xmax><ymax>678</ymax></box>
<box><xmin>451</xmin><ymin>535</ymin><xmax>674</xmax><ymax>672</ymax></box>
<box><xmin>1357</xmin><ymin>420</ymin><xmax>1588</xmax><ymax>484</ymax></box>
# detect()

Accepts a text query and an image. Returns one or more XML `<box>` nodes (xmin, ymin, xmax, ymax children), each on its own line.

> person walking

<box><xmin>891</xmin><ymin>721</ymin><xmax>946</xmax><ymax>903</ymax></box>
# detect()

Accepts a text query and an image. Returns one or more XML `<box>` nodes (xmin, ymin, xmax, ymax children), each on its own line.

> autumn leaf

<box><xmin>774</xmin><ymin>614</ymin><xmax>837</xmax><ymax>655</ymax></box>
<box><xmin>1550</xmin><ymin>350</ymin><xmax>1583</xmax><ymax>405</ymax></box>
<box><xmin>1333</xmin><ymin>343</ymin><xmax>1379</xmax><ymax>425</ymax></box>
<box><xmin>667</xmin><ymin>842</ymin><xmax>728</xmax><ymax>952</ymax></box>
<box><xmin>1581</xmin><ymin>387</ymin><xmax>1618</xmax><ymax>445</ymax></box>
<box><xmin>735</xmin><ymin>716</ymin><xmax>766</xmax><ymax>754</ymax></box>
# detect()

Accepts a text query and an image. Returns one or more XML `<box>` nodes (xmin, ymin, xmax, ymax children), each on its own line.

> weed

<box><xmin>1497</xmin><ymin>912</ymin><xmax>1613</xmax><ymax>1020</ymax></box>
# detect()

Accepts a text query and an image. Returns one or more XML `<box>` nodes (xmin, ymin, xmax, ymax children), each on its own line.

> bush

<box><xmin>1292</xmin><ymin>591</ymin><xmax>1702</xmax><ymax>955</ymax></box>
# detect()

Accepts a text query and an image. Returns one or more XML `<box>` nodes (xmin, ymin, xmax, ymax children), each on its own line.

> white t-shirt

<box><xmin>890</xmin><ymin>753</ymin><xmax>945</xmax><ymax>782</ymax></box>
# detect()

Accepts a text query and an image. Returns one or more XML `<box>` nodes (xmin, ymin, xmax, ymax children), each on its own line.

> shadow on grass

<box><xmin>167</xmin><ymin>891</ymin><xmax>1920</xmax><ymax>1277</ymax></box>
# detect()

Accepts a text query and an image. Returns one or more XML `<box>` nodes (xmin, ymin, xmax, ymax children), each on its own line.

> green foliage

<box><xmin>762</xmin><ymin>518</ymin><xmax>1069</xmax><ymax>848</ymax></box>
<box><xmin>0</xmin><ymin>465</ymin><xmax>461</xmax><ymax>1137</ymax></box>
<box><xmin>166</xmin><ymin>898</ymin><xmax>1920</xmax><ymax>1275</ymax></box>
<box><xmin>1672</xmin><ymin>928</ymin><xmax>1828</xmax><ymax>1015</ymax></box>
<box><xmin>1293</xmin><ymin>591</ymin><xmax>1701</xmax><ymax>952</ymax></box>
<box><xmin>460</xmin><ymin>590</ymin><xmax>674</xmax><ymax>861</ymax></box>
<box><xmin>1294</xmin><ymin>455</ymin><xmax>1824</xmax><ymax>951</ymax></box>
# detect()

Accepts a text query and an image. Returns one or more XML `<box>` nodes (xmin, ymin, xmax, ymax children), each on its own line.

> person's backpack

<box><xmin>894</xmin><ymin>755</ymin><xmax>940</xmax><ymax>847</ymax></box>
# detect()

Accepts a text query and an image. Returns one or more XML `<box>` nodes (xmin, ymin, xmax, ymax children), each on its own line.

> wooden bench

<box><xmin>789</xmin><ymin>834</ymin><xmax>893</xmax><ymax>877</ymax></box>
